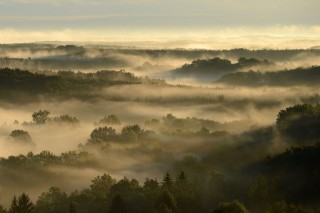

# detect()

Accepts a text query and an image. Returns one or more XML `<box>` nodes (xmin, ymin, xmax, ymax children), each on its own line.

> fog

<box><xmin>2</xmin><ymin>44</ymin><xmax>320</xmax><ymax>81</ymax></box>
<box><xmin>1</xmin><ymin>44</ymin><xmax>320</xmax><ymax>211</ymax></box>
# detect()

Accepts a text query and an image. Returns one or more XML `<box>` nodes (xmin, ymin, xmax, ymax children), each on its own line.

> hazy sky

<box><xmin>0</xmin><ymin>0</ymin><xmax>319</xmax><ymax>43</ymax></box>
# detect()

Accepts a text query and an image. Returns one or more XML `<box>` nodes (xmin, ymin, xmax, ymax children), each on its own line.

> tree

<box><xmin>176</xmin><ymin>171</ymin><xmax>187</xmax><ymax>187</ymax></box>
<box><xmin>155</xmin><ymin>190</ymin><xmax>177</xmax><ymax>213</ymax></box>
<box><xmin>109</xmin><ymin>194</ymin><xmax>127</xmax><ymax>213</ymax></box>
<box><xmin>144</xmin><ymin>178</ymin><xmax>159</xmax><ymax>193</ymax></box>
<box><xmin>68</xmin><ymin>202</ymin><xmax>77</xmax><ymax>213</ymax></box>
<box><xmin>174</xmin><ymin>171</ymin><xmax>201</xmax><ymax>213</ymax></box>
<box><xmin>143</xmin><ymin>178</ymin><xmax>160</xmax><ymax>210</ymax></box>
<box><xmin>32</xmin><ymin>110</ymin><xmax>51</xmax><ymax>125</ymax></box>
<box><xmin>162</xmin><ymin>173</ymin><xmax>173</xmax><ymax>190</ymax></box>
<box><xmin>97</xmin><ymin>115</ymin><xmax>121</xmax><ymax>125</ymax></box>
<box><xmin>276</xmin><ymin>104</ymin><xmax>320</xmax><ymax>142</ymax></box>
<box><xmin>89</xmin><ymin>127</ymin><xmax>117</xmax><ymax>144</ymax></box>
<box><xmin>6</xmin><ymin>130</ymin><xmax>34</xmax><ymax>145</ymax></box>
<box><xmin>34</xmin><ymin>187</ymin><xmax>68</xmax><ymax>213</ymax></box>
<box><xmin>196</xmin><ymin>127</ymin><xmax>210</xmax><ymax>136</ymax></box>
<box><xmin>9</xmin><ymin>196</ymin><xmax>18</xmax><ymax>213</ymax></box>
<box><xmin>121</xmin><ymin>125</ymin><xmax>143</xmax><ymax>142</ymax></box>
<box><xmin>17</xmin><ymin>193</ymin><xmax>34</xmax><ymax>213</ymax></box>
<box><xmin>109</xmin><ymin>177</ymin><xmax>145</xmax><ymax>213</ymax></box>
<box><xmin>52</xmin><ymin>115</ymin><xmax>79</xmax><ymax>125</ymax></box>
<box><xmin>90</xmin><ymin>174</ymin><xmax>116</xmax><ymax>199</ymax></box>
<box><xmin>212</xmin><ymin>200</ymin><xmax>249</xmax><ymax>213</ymax></box>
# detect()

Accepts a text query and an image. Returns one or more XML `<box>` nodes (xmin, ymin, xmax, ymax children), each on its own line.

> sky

<box><xmin>0</xmin><ymin>0</ymin><xmax>320</xmax><ymax>44</ymax></box>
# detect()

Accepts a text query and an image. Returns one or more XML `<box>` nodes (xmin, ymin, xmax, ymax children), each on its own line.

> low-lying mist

<box><xmin>0</xmin><ymin>84</ymin><xmax>317</xmax><ymax>200</ymax></box>
<box><xmin>2</xmin><ymin>44</ymin><xmax>320</xmax><ymax>212</ymax></box>
<box><xmin>2</xmin><ymin>44</ymin><xmax>320</xmax><ymax>83</ymax></box>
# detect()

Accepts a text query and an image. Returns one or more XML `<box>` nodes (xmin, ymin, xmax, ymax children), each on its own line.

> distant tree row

<box><xmin>23</xmin><ymin>110</ymin><xmax>79</xmax><ymax>126</ymax></box>
<box><xmin>0</xmin><ymin>68</ymin><xmax>142</xmax><ymax>102</ymax></box>
<box><xmin>217</xmin><ymin>66</ymin><xmax>320</xmax><ymax>86</ymax></box>
<box><xmin>0</xmin><ymin>151</ymin><xmax>93</xmax><ymax>169</ymax></box>
<box><xmin>86</xmin><ymin>124</ymin><xmax>155</xmax><ymax>145</ymax></box>
<box><xmin>145</xmin><ymin>113</ymin><xmax>221</xmax><ymax>134</ymax></box>
<box><xmin>172</xmin><ymin>57</ymin><xmax>273</xmax><ymax>80</ymax></box>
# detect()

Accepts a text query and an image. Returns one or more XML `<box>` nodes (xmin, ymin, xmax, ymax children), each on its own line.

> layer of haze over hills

<box><xmin>1</xmin><ymin>41</ymin><xmax>320</xmax><ymax>213</ymax></box>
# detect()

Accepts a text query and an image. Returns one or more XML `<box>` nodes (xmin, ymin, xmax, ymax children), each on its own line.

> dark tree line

<box><xmin>217</xmin><ymin>66</ymin><xmax>320</xmax><ymax>87</ymax></box>
<box><xmin>1</xmin><ymin>171</ymin><xmax>313</xmax><ymax>213</ymax></box>
<box><xmin>171</xmin><ymin>57</ymin><xmax>273</xmax><ymax>80</ymax></box>
<box><xmin>0</xmin><ymin>68</ymin><xmax>141</xmax><ymax>102</ymax></box>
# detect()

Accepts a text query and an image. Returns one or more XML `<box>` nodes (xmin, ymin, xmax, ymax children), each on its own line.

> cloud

<box><xmin>0</xmin><ymin>26</ymin><xmax>320</xmax><ymax>49</ymax></box>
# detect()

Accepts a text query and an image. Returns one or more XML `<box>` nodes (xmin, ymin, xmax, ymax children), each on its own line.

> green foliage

<box><xmin>96</xmin><ymin>115</ymin><xmax>121</xmax><ymax>126</ymax></box>
<box><xmin>173</xmin><ymin>57</ymin><xmax>273</xmax><ymax>80</ymax></box>
<box><xmin>9</xmin><ymin>194</ymin><xmax>34</xmax><ymax>213</ymax></box>
<box><xmin>0</xmin><ymin>151</ymin><xmax>93</xmax><ymax>169</ymax></box>
<box><xmin>155</xmin><ymin>190</ymin><xmax>177</xmax><ymax>213</ymax></box>
<box><xmin>175</xmin><ymin>171</ymin><xmax>187</xmax><ymax>187</ymax></box>
<box><xmin>121</xmin><ymin>124</ymin><xmax>143</xmax><ymax>141</ymax></box>
<box><xmin>90</xmin><ymin>174</ymin><xmax>116</xmax><ymax>199</ymax></box>
<box><xmin>212</xmin><ymin>200</ymin><xmax>249</xmax><ymax>213</ymax></box>
<box><xmin>87</xmin><ymin>124</ymin><xmax>155</xmax><ymax>145</ymax></box>
<box><xmin>145</xmin><ymin>113</ymin><xmax>220</xmax><ymax>134</ymax></box>
<box><xmin>196</xmin><ymin>127</ymin><xmax>211</xmax><ymax>136</ymax></box>
<box><xmin>32</xmin><ymin>110</ymin><xmax>50</xmax><ymax>125</ymax></box>
<box><xmin>162</xmin><ymin>173</ymin><xmax>173</xmax><ymax>190</ymax></box>
<box><xmin>108</xmin><ymin>177</ymin><xmax>145</xmax><ymax>213</ymax></box>
<box><xmin>52</xmin><ymin>115</ymin><xmax>79</xmax><ymax>125</ymax></box>
<box><xmin>218</xmin><ymin>66</ymin><xmax>320</xmax><ymax>87</ymax></box>
<box><xmin>174</xmin><ymin>171</ymin><xmax>201</xmax><ymax>213</ymax></box>
<box><xmin>276</xmin><ymin>104</ymin><xmax>320</xmax><ymax>142</ymax></box>
<box><xmin>34</xmin><ymin>187</ymin><xmax>68</xmax><ymax>213</ymax></box>
<box><xmin>9</xmin><ymin>196</ymin><xmax>18</xmax><ymax>213</ymax></box>
<box><xmin>0</xmin><ymin>68</ymin><xmax>142</xmax><ymax>103</ymax></box>
<box><xmin>259</xmin><ymin>144</ymin><xmax>320</xmax><ymax>203</ymax></box>
<box><xmin>17</xmin><ymin>193</ymin><xmax>34</xmax><ymax>213</ymax></box>
<box><xmin>88</xmin><ymin>127</ymin><xmax>117</xmax><ymax>144</ymax></box>
<box><xmin>109</xmin><ymin>195</ymin><xmax>127</xmax><ymax>213</ymax></box>
<box><xmin>6</xmin><ymin>130</ymin><xmax>34</xmax><ymax>145</ymax></box>
<box><xmin>28</xmin><ymin>110</ymin><xmax>79</xmax><ymax>126</ymax></box>
<box><xmin>143</xmin><ymin>178</ymin><xmax>160</xmax><ymax>197</ymax></box>
<box><xmin>4</xmin><ymin>171</ymin><xmax>315</xmax><ymax>213</ymax></box>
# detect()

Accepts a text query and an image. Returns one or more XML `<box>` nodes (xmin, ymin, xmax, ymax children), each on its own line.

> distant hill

<box><xmin>309</xmin><ymin>46</ymin><xmax>320</xmax><ymax>50</ymax></box>
<box><xmin>217</xmin><ymin>66</ymin><xmax>320</xmax><ymax>87</ymax></box>
<box><xmin>170</xmin><ymin>57</ymin><xmax>273</xmax><ymax>81</ymax></box>
<box><xmin>0</xmin><ymin>68</ymin><xmax>142</xmax><ymax>102</ymax></box>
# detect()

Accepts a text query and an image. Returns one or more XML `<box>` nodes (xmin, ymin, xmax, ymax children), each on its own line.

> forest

<box><xmin>1</xmin><ymin>44</ymin><xmax>320</xmax><ymax>213</ymax></box>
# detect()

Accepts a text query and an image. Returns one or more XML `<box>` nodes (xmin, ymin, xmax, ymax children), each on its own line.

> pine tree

<box><xmin>17</xmin><ymin>193</ymin><xmax>34</xmax><ymax>213</ymax></box>
<box><xmin>9</xmin><ymin>196</ymin><xmax>18</xmax><ymax>213</ymax></box>
<box><xmin>162</xmin><ymin>173</ymin><xmax>173</xmax><ymax>190</ymax></box>
<box><xmin>176</xmin><ymin>171</ymin><xmax>187</xmax><ymax>186</ymax></box>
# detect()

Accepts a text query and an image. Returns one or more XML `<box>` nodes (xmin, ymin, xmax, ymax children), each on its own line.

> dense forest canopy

<box><xmin>171</xmin><ymin>57</ymin><xmax>274</xmax><ymax>80</ymax></box>
<box><xmin>217</xmin><ymin>66</ymin><xmax>320</xmax><ymax>86</ymax></box>
<box><xmin>0</xmin><ymin>68</ymin><xmax>164</xmax><ymax>102</ymax></box>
